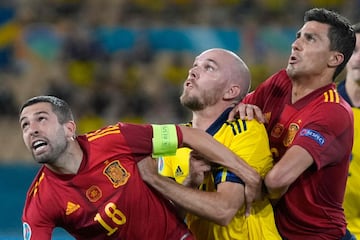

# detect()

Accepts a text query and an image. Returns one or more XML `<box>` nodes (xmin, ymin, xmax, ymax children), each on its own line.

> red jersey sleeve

<box><xmin>292</xmin><ymin>101</ymin><xmax>354</xmax><ymax>169</ymax></box>
<box><xmin>115</xmin><ymin>123</ymin><xmax>183</xmax><ymax>162</ymax></box>
<box><xmin>22</xmin><ymin>169</ymin><xmax>57</xmax><ymax>240</ymax></box>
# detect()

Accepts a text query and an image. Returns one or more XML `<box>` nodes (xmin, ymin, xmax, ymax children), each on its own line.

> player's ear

<box><xmin>224</xmin><ymin>85</ymin><xmax>241</xmax><ymax>100</ymax></box>
<box><xmin>64</xmin><ymin>121</ymin><xmax>76</xmax><ymax>139</ymax></box>
<box><xmin>328</xmin><ymin>51</ymin><xmax>344</xmax><ymax>68</ymax></box>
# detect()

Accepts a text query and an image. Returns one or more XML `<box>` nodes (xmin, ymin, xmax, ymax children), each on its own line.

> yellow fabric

<box><xmin>158</xmin><ymin>147</ymin><xmax>191</xmax><ymax>184</ymax></box>
<box><xmin>159</xmin><ymin>119</ymin><xmax>281</xmax><ymax>240</ymax></box>
<box><xmin>344</xmin><ymin>107</ymin><xmax>360</xmax><ymax>238</ymax></box>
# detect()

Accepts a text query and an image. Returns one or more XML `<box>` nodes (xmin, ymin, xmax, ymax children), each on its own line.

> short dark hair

<box><xmin>304</xmin><ymin>8</ymin><xmax>356</xmax><ymax>80</ymax></box>
<box><xmin>353</xmin><ymin>22</ymin><xmax>360</xmax><ymax>34</ymax></box>
<box><xmin>20</xmin><ymin>95</ymin><xmax>74</xmax><ymax>124</ymax></box>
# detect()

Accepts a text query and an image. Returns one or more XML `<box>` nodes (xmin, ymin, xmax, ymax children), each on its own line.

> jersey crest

<box><xmin>103</xmin><ymin>160</ymin><xmax>130</xmax><ymax>188</ymax></box>
<box><xmin>283</xmin><ymin>122</ymin><xmax>299</xmax><ymax>147</ymax></box>
<box><xmin>271</xmin><ymin>123</ymin><xmax>285</xmax><ymax>138</ymax></box>
<box><xmin>86</xmin><ymin>185</ymin><xmax>102</xmax><ymax>202</ymax></box>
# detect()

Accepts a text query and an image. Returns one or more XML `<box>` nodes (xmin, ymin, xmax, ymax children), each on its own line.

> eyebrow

<box><xmin>297</xmin><ymin>29</ymin><xmax>322</xmax><ymax>40</ymax></box>
<box><xmin>206</xmin><ymin>59</ymin><xmax>218</xmax><ymax>65</ymax></box>
<box><xmin>19</xmin><ymin>111</ymin><xmax>50</xmax><ymax>123</ymax></box>
<box><xmin>195</xmin><ymin>58</ymin><xmax>219</xmax><ymax>67</ymax></box>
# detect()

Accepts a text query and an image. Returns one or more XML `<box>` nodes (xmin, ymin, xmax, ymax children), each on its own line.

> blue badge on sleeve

<box><xmin>23</xmin><ymin>222</ymin><xmax>31</xmax><ymax>240</ymax></box>
<box><xmin>299</xmin><ymin>129</ymin><xmax>325</xmax><ymax>145</ymax></box>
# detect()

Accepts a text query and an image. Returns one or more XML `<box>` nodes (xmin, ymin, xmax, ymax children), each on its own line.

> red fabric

<box><xmin>243</xmin><ymin>69</ymin><xmax>353</xmax><ymax>239</ymax></box>
<box><xmin>22</xmin><ymin>123</ymin><xmax>191</xmax><ymax>240</ymax></box>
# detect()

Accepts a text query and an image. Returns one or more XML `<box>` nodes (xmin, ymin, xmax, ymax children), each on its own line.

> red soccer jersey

<box><xmin>22</xmin><ymin>123</ymin><xmax>193</xmax><ymax>240</ymax></box>
<box><xmin>243</xmin><ymin>69</ymin><xmax>354</xmax><ymax>239</ymax></box>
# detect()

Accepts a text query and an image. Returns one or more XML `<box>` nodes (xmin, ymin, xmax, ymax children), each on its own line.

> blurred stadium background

<box><xmin>0</xmin><ymin>0</ymin><xmax>358</xmax><ymax>239</ymax></box>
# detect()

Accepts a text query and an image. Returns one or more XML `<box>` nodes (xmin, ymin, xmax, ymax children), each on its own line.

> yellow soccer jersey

<box><xmin>158</xmin><ymin>109</ymin><xmax>281</xmax><ymax>240</ymax></box>
<box><xmin>344</xmin><ymin>107</ymin><xmax>360</xmax><ymax>238</ymax></box>
<box><xmin>158</xmin><ymin>147</ymin><xmax>191</xmax><ymax>184</ymax></box>
<box><xmin>158</xmin><ymin>122</ymin><xmax>192</xmax><ymax>184</ymax></box>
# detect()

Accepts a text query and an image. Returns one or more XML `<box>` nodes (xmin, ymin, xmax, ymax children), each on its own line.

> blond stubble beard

<box><xmin>180</xmin><ymin>88</ymin><xmax>222</xmax><ymax>111</ymax></box>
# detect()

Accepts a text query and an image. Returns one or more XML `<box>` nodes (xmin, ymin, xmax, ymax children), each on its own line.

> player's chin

<box><xmin>33</xmin><ymin>153</ymin><xmax>51</xmax><ymax>164</ymax></box>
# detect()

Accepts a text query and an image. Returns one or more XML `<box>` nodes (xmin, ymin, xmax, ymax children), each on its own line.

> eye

<box><xmin>205</xmin><ymin>64</ymin><xmax>214</xmax><ymax>71</ymax></box>
<box><xmin>304</xmin><ymin>33</ymin><xmax>315</xmax><ymax>42</ymax></box>
<box><xmin>21</xmin><ymin>121</ymin><xmax>29</xmax><ymax>130</ymax></box>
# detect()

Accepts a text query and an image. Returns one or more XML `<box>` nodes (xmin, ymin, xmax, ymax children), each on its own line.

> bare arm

<box><xmin>138</xmin><ymin>157</ymin><xmax>244</xmax><ymax>225</ymax></box>
<box><xmin>178</xmin><ymin>125</ymin><xmax>261</xmax><ymax>212</ymax></box>
<box><xmin>265</xmin><ymin>145</ymin><xmax>314</xmax><ymax>200</ymax></box>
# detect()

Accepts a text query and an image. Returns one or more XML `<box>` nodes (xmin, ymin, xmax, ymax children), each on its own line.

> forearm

<box><xmin>146</xmin><ymin>173</ymin><xmax>238</xmax><ymax>225</ymax></box>
<box><xmin>264</xmin><ymin>145</ymin><xmax>313</xmax><ymax>201</ymax></box>
<box><xmin>179</xmin><ymin>126</ymin><xmax>261</xmax><ymax>187</ymax></box>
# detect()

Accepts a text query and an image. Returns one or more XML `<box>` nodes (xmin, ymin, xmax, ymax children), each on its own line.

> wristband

<box><xmin>152</xmin><ymin>124</ymin><xmax>178</xmax><ymax>158</ymax></box>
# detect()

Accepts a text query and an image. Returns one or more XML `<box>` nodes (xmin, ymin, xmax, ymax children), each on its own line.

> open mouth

<box><xmin>289</xmin><ymin>55</ymin><xmax>298</xmax><ymax>64</ymax></box>
<box><xmin>32</xmin><ymin>140</ymin><xmax>48</xmax><ymax>152</ymax></box>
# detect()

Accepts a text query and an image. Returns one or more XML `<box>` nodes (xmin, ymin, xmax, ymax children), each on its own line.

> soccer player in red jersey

<box><xmin>230</xmin><ymin>8</ymin><xmax>356</xmax><ymax>240</ymax></box>
<box><xmin>19</xmin><ymin>95</ymin><xmax>260</xmax><ymax>240</ymax></box>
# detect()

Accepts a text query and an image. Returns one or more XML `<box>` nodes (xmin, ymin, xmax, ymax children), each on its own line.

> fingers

<box><xmin>227</xmin><ymin>107</ymin><xmax>238</xmax><ymax>121</ymax></box>
<box><xmin>253</xmin><ymin>105</ymin><xmax>266</xmax><ymax>123</ymax></box>
<box><xmin>245</xmin><ymin>200</ymin><xmax>252</xmax><ymax>217</ymax></box>
<box><xmin>244</xmin><ymin>186</ymin><xmax>254</xmax><ymax>217</ymax></box>
<box><xmin>189</xmin><ymin>157</ymin><xmax>211</xmax><ymax>173</ymax></box>
<box><xmin>228</xmin><ymin>102</ymin><xmax>267</xmax><ymax>123</ymax></box>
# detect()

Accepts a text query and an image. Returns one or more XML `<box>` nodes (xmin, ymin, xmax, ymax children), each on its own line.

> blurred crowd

<box><xmin>0</xmin><ymin>0</ymin><xmax>359</xmax><ymax>161</ymax></box>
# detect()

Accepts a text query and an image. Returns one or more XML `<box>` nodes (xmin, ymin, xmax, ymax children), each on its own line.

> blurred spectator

<box><xmin>0</xmin><ymin>6</ymin><xmax>20</xmax><ymax>71</ymax></box>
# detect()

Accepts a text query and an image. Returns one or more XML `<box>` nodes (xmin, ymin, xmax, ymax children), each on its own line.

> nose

<box><xmin>27</xmin><ymin>122</ymin><xmax>40</xmax><ymax>136</ymax></box>
<box><xmin>188</xmin><ymin>66</ymin><xmax>199</xmax><ymax>80</ymax></box>
<box><xmin>291</xmin><ymin>38</ymin><xmax>301</xmax><ymax>51</ymax></box>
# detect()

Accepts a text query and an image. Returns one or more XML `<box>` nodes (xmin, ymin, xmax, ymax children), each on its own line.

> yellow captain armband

<box><xmin>152</xmin><ymin>124</ymin><xmax>178</xmax><ymax>158</ymax></box>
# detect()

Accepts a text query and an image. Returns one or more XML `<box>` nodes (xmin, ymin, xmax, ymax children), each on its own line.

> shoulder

<box><xmin>307</xmin><ymin>93</ymin><xmax>354</xmax><ymax>136</ymax></box>
<box><xmin>266</xmin><ymin>69</ymin><xmax>290</xmax><ymax>83</ymax></box>
<box><xmin>225</xmin><ymin>118</ymin><xmax>266</xmax><ymax>134</ymax></box>
<box><xmin>23</xmin><ymin>169</ymin><xmax>58</xmax><ymax>223</ymax></box>
<box><xmin>218</xmin><ymin>119</ymin><xmax>268</xmax><ymax>147</ymax></box>
<box><xmin>251</xmin><ymin>69</ymin><xmax>290</xmax><ymax>97</ymax></box>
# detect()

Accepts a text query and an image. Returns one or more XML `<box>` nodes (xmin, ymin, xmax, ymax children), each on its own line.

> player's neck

<box><xmin>345</xmin><ymin>77</ymin><xmax>360</xmax><ymax>107</ymax></box>
<box><xmin>191</xmin><ymin>104</ymin><xmax>229</xmax><ymax>130</ymax></box>
<box><xmin>291</xmin><ymin>72</ymin><xmax>332</xmax><ymax>103</ymax></box>
<box><xmin>45</xmin><ymin>141</ymin><xmax>84</xmax><ymax>175</ymax></box>
<box><xmin>291</xmin><ymin>78</ymin><xmax>330</xmax><ymax>103</ymax></box>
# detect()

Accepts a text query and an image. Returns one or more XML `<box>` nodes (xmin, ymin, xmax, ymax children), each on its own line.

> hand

<box><xmin>244</xmin><ymin>177</ymin><xmax>263</xmax><ymax>217</ymax></box>
<box><xmin>137</xmin><ymin>156</ymin><xmax>158</xmax><ymax>184</ymax></box>
<box><xmin>228</xmin><ymin>102</ymin><xmax>266</xmax><ymax>123</ymax></box>
<box><xmin>183</xmin><ymin>151</ymin><xmax>211</xmax><ymax>188</ymax></box>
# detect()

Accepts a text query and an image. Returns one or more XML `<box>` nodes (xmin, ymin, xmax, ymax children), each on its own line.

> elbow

<box><xmin>212</xmin><ymin>207</ymin><xmax>237</xmax><ymax>226</ymax></box>
<box><xmin>264</xmin><ymin>170</ymin><xmax>288</xmax><ymax>199</ymax></box>
<box><xmin>265</xmin><ymin>171</ymin><xmax>280</xmax><ymax>191</ymax></box>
